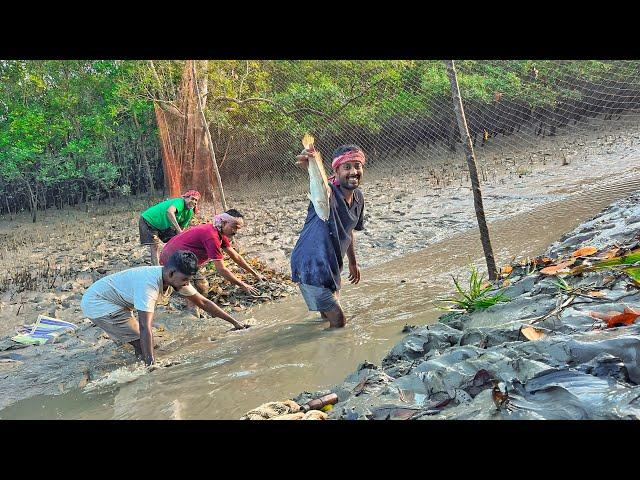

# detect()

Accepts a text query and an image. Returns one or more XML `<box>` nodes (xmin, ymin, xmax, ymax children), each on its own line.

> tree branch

<box><xmin>327</xmin><ymin>77</ymin><xmax>386</xmax><ymax>118</ymax></box>
<box><xmin>209</xmin><ymin>76</ymin><xmax>388</xmax><ymax>121</ymax></box>
<box><xmin>238</xmin><ymin>60</ymin><xmax>250</xmax><ymax>100</ymax></box>
<box><xmin>209</xmin><ymin>96</ymin><xmax>330</xmax><ymax>118</ymax></box>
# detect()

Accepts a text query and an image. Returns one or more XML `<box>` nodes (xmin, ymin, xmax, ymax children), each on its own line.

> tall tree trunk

<box><xmin>39</xmin><ymin>186</ymin><xmax>47</xmax><ymax>217</ymax></box>
<box><xmin>192</xmin><ymin>61</ymin><xmax>227</xmax><ymax>213</ymax></box>
<box><xmin>83</xmin><ymin>179</ymin><xmax>90</xmax><ymax>212</ymax></box>
<box><xmin>133</xmin><ymin>110</ymin><xmax>155</xmax><ymax>197</ymax></box>
<box><xmin>5</xmin><ymin>192</ymin><xmax>13</xmax><ymax>220</ymax></box>
<box><xmin>24</xmin><ymin>179</ymin><xmax>37</xmax><ymax>223</ymax></box>
<box><xmin>445</xmin><ymin>60</ymin><xmax>497</xmax><ymax>280</ymax></box>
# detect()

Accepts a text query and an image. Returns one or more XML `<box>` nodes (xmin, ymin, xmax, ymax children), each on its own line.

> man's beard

<box><xmin>339</xmin><ymin>175</ymin><xmax>361</xmax><ymax>190</ymax></box>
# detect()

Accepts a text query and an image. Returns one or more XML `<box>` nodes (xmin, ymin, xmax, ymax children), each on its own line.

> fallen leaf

<box><xmin>600</xmin><ymin>248</ymin><xmax>621</xmax><ymax>260</ymax></box>
<box><xmin>534</xmin><ymin>256</ymin><xmax>553</xmax><ymax>265</ymax></box>
<box><xmin>586</xmin><ymin>290</ymin><xmax>606</xmax><ymax>298</ymax></box>
<box><xmin>369</xmin><ymin>406</ymin><xmax>421</xmax><ymax>420</ymax></box>
<box><xmin>465</xmin><ymin>369</ymin><xmax>494</xmax><ymax>397</ymax></box>
<box><xmin>571</xmin><ymin>246</ymin><xmax>598</xmax><ymax>257</ymax></box>
<box><xmin>540</xmin><ymin>259</ymin><xmax>575</xmax><ymax>275</ymax></box>
<box><xmin>502</xmin><ymin>279</ymin><xmax>511</xmax><ymax>287</ymax></box>
<box><xmin>520</xmin><ymin>325</ymin><xmax>547</xmax><ymax>341</ymax></box>
<box><xmin>353</xmin><ymin>376</ymin><xmax>369</xmax><ymax>395</ymax></box>
<box><xmin>500</xmin><ymin>265</ymin><xmax>513</xmax><ymax>276</ymax></box>
<box><xmin>588</xmin><ymin>306</ymin><xmax>640</xmax><ymax>328</ymax></box>
<box><xmin>591</xmin><ymin>249</ymin><xmax>640</xmax><ymax>269</ymax></box>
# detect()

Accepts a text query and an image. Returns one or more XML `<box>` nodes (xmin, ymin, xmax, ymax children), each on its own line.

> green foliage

<box><xmin>0</xmin><ymin>59</ymin><xmax>638</xmax><ymax>218</ymax></box>
<box><xmin>438</xmin><ymin>265</ymin><xmax>510</xmax><ymax>313</ymax></box>
<box><xmin>552</xmin><ymin>277</ymin><xmax>573</xmax><ymax>292</ymax></box>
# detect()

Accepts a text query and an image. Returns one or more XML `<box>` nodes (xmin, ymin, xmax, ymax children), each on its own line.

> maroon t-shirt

<box><xmin>160</xmin><ymin>223</ymin><xmax>230</xmax><ymax>266</ymax></box>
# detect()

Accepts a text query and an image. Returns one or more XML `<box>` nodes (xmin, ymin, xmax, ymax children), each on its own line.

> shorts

<box><xmin>90</xmin><ymin>309</ymin><xmax>140</xmax><ymax>345</ymax></box>
<box><xmin>139</xmin><ymin>216</ymin><xmax>176</xmax><ymax>246</ymax></box>
<box><xmin>298</xmin><ymin>283</ymin><xmax>341</xmax><ymax>312</ymax></box>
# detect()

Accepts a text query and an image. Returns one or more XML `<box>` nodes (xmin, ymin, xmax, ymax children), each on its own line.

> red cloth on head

<box><xmin>182</xmin><ymin>189</ymin><xmax>201</xmax><ymax>199</ymax></box>
<box><xmin>331</xmin><ymin>150</ymin><xmax>366</xmax><ymax>170</ymax></box>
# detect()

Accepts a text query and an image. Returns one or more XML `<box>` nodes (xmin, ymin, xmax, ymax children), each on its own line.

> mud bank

<box><xmin>1</xmin><ymin>118</ymin><xmax>640</xmax><ymax>416</ymax></box>
<box><xmin>284</xmin><ymin>192</ymin><xmax>640</xmax><ymax>420</ymax></box>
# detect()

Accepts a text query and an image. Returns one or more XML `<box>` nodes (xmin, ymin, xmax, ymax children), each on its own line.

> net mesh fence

<box><xmin>111</xmin><ymin>60</ymin><xmax>640</xmax><ymax>275</ymax></box>
<box><xmin>181</xmin><ymin>60</ymin><xmax>640</xmax><ymax>204</ymax></box>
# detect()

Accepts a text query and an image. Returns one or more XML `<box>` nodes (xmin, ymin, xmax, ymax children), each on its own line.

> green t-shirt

<box><xmin>141</xmin><ymin>198</ymin><xmax>194</xmax><ymax>231</ymax></box>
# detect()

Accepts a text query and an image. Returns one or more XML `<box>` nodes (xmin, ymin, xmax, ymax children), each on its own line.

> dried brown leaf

<box><xmin>520</xmin><ymin>325</ymin><xmax>547</xmax><ymax>341</ymax></box>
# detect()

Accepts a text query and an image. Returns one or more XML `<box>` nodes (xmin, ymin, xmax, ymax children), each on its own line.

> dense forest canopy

<box><xmin>1</xmin><ymin>60</ymin><xmax>638</xmax><ymax>220</ymax></box>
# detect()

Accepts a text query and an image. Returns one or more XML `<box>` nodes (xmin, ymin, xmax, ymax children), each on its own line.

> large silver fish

<box><xmin>302</xmin><ymin>133</ymin><xmax>331</xmax><ymax>221</ymax></box>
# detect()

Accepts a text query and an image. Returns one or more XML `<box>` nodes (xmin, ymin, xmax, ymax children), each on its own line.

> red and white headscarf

<box><xmin>331</xmin><ymin>150</ymin><xmax>366</xmax><ymax>170</ymax></box>
<box><xmin>329</xmin><ymin>150</ymin><xmax>366</xmax><ymax>185</ymax></box>
<box><xmin>214</xmin><ymin>212</ymin><xmax>243</xmax><ymax>228</ymax></box>
<box><xmin>182</xmin><ymin>189</ymin><xmax>201</xmax><ymax>200</ymax></box>
<box><xmin>182</xmin><ymin>190</ymin><xmax>201</xmax><ymax>213</ymax></box>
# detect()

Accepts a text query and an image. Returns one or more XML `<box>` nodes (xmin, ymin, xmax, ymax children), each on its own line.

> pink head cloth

<box><xmin>182</xmin><ymin>190</ymin><xmax>201</xmax><ymax>200</ymax></box>
<box><xmin>181</xmin><ymin>190</ymin><xmax>201</xmax><ymax>213</ymax></box>
<box><xmin>331</xmin><ymin>150</ymin><xmax>366</xmax><ymax>170</ymax></box>
<box><xmin>214</xmin><ymin>213</ymin><xmax>242</xmax><ymax>228</ymax></box>
<box><xmin>329</xmin><ymin>150</ymin><xmax>365</xmax><ymax>185</ymax></box>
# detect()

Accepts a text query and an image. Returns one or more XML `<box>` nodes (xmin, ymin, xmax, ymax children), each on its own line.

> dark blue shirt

<box><xmin>291</xmin><ymin>182</ymin><xmax>365</xmax><ymax>291</ymax></box>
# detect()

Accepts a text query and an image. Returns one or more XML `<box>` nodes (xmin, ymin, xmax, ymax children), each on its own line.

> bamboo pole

<box><xmin>445</xmin><ymin>60</ymin><xmax>497</xmax><ymax>280</ymax></box>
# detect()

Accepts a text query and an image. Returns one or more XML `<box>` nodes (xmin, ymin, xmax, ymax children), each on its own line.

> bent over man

<box><xmin>139</xmin><ymin>190</ymin><xmax>200</xmax><ymax>265</ymax></box>
<box><xmin>159</xmin><ymin>209</ymin><xmax>265</xmax><ymax>296</ymax></box>
<box><xmin>81</xmin><ymin>250</ymin><xmax>249</xmax><ymax>365</ymax></box>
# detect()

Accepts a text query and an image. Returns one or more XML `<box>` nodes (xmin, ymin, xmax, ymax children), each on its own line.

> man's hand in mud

<box><xmin>231</xmin><ymin>322</ymin><xmax>251</xmax><ymax>331</ymax></box>
<box><xmin>254</xmin><ymin>273</ymin><xmax>266</xmax><ymax>283</ymax></box>
<box><xmin>348</xmin><ymin>262</ymin><xmax>361</xmax><ymax>284</ymax></box>
<box><xmin>241</xmin><ymin>283</ymin><xmax>261</xmax><ymax>296</ymax></box>
<box><xmin>296</xmin><ymin>148</ymin><xmax>315</xmax><ymax>169</ymax></box>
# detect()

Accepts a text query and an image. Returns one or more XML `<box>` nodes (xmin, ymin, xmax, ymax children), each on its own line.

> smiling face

<box><xmin>185</xmin><ymin>195</ymin><xmax>199</xmax><ymax>210</ymax></box>
<box><xmin>335</xmin><ymin>161</ymin><xmax>364</xmax><ymax>190</ymax></box>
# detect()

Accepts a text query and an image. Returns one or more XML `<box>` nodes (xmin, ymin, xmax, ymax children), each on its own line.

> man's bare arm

<box><xmin>346</xmin><ymin>231</ymin><xmax>361</xmax><ymax>284</ymax></box>
<box><xmin>138</xmin><ymin>310</ymin><xmax>155</xmax><ymax>365</ymax></box>
<box><xmin>166</xmin><ymin>205</ymin><xmax>183</xmax><ymax>233</ymax></box>
<box><xmin>224</xmin><ymin>247</ymin><xmax>263</xmax><ymax>281</ymax></box>
<box><xmin>213</xmin><ymin>259</ymin><xmax>260</xmax><ymax>295</ymax></box>
<box><xmin>186</xmin><ymin>292</ymin><xmax>247</xmax><ymax>329</ymax></box>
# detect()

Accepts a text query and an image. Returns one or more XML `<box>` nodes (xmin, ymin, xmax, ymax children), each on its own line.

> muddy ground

<box><xmin>1</xmin><ymin>116</ymin><xmax>640</xmax><ymax>413</ymax></box>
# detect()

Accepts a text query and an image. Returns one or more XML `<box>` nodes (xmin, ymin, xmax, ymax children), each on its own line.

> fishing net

<box><xmin>153</xmin><ymin>60</ymin><xmax>224</xmax><ymax>213</ymax></box>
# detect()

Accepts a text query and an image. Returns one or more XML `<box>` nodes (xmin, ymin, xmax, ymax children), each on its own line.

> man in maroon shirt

<box><xmin>160</xmin><ymin>209</ymin><xmax>263</xmax><ymax>296</ymax></box>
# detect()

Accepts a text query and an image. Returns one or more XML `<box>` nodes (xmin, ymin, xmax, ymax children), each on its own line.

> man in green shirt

<box><xmin>139</xmin><ymin>190</ymin><xmax>200</xmax><ymax>265</ymax></box>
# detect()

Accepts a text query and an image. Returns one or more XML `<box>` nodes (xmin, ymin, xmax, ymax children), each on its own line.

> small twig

<box><xmin>572</xmin><ymin>291</ymin><xmax>640</xmax><ymax>307</ymax></box>
<box><xmin>527</xmin><ymin>295</ymin><xmax>575</xmax><ymax>325</ymax></box>
<box><xmin>397</xmin><ymin>387</ymin><xmax>408</xmax><ymax>403</ymax></box>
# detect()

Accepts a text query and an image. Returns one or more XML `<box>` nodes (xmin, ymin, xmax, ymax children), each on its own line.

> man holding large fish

<box><xmin>290</xmin><ymin>135</ymin><xmax>366</xmax><ymax>328</ymax></box>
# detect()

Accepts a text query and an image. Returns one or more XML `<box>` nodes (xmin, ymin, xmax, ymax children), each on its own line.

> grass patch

<box><xmin>438</xmin><ymin>265</ymin><xmax>510</xmax><ymax>314</ymax></box>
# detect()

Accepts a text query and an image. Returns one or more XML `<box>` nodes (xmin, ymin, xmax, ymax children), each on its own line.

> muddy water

<box><xmin>3</xmin><ymin>171</ymin><xmax>640</xmax><ymax>419</ymax></box>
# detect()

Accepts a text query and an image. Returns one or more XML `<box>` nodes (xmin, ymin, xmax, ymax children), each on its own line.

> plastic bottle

<box><xmin>301</xmin><ymin>393</ymin><xmax>338</xmax><ymax>412</ymax></box>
